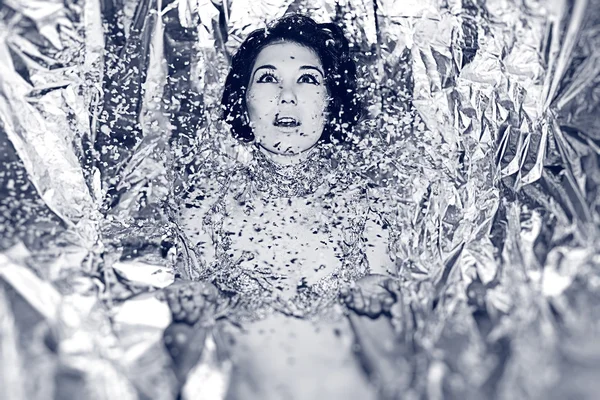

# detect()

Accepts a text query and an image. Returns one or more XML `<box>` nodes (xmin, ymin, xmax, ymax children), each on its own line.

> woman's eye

<box><xmin>298</xmin><ymin>74</ymin><xmax>320</xmax><ymax>85</ymax></box>
<box><xmin>257</xmin><ymin>73</ymin><xmax>278</xmax><ymax>83</ymax></box>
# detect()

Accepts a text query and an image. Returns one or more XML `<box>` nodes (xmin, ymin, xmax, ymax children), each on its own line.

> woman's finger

<box><xmin>341</xmin><ymin>290</ymin><xmax>354</xmax><ymax>306</ymax></box>
<box><xmin>368</xmin><ymin>296</ymin><xmax>382</xmax><ymax>317</ymax></box>
<box><xmin>383</xmin><ymin>279</ymin><xmax>400</xmax><ymax>293</ymax></box>
<box><xmin>166</xmin><ymin>290</ymin><xmax>182</xmax><ymax>315</ymax></box>
<box><xmin>346</xmin><ymin>295</ymin><xmax>355</xmax><ymax>310</ymax></box>
<box><xmin>201</xmin><ymin>283</ymin><xmax>218</xmax><ymax>300</ymax></box>
<box><xmin>353</xmin><ymin>289</ymin><xmax>365</xmax><ymax>312</ymax></box>
<box><xmin>197</xmin><ymin>295</ymin><xmax>207</xmax><ymax>313</ymax></box>
<box><xmin>339</xmin><ymin>287</ymin><xmax>350</xmax><ymax>298</ymax></box>
<box><xmin>173</xmin><ymin>309</ymin><xmax>187</xmax><ymax>322</ymax></box>
<box><xmin>180</xmin><ymin>295</ymin><xmax>196</xmax><ymax>315</ymax></box>
<box><xmin>185</xmin><ymin>306</ymin><xmax>201</xmax><ymax>325</ymax></box>
<box><xmin>381</xmin><ymin>294</ymin><xmax>395</xmax><ymax>313</ymax></box>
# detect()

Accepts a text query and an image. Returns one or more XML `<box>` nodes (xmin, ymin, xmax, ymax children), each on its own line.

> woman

<box><xmin>166</xmin><ymin>14</ymin><xmax>403</xmax><ymax>400</ymax></box>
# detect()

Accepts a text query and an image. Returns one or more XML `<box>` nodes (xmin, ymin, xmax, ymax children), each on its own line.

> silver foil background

<box><xmin>1</xmin><ymin>0</ymin><xmax>599</xmax><ymax>399</ymax></box>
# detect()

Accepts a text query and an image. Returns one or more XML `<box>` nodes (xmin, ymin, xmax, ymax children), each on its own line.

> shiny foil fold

<box><xmin>1</xmin><ymin>0</ymin><xmax>599</xmax><ymax>399</ymax></box>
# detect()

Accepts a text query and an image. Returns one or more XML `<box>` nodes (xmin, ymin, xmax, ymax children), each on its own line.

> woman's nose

<box><xmin>279</xmin><ymin>85</ymin><xmax>297</xmax><ymax>105</ymax></box>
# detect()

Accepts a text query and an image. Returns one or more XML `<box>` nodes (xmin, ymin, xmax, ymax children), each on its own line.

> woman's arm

<box><xmin>162</xmin><ymin>180</ymin><xmax>229</xmax><ymax>386</ymax></box>
<box><xmin>347</xmin><ymin>197</ymin><xmax>411</xmax><ymax>397</ymax></box>
<box><xmin>346</xmin><ymin>275</ymin><xmax>410</xmax><ymax>399</ymax></box>
<box><xmin>345</xmin><ymin>187</ymin><xmax>399</xmax><ymax>317</ymax></box>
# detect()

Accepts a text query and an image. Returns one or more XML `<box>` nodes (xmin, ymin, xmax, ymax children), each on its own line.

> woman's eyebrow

<box><xmin>253</xmin><ymin>65</ymin><xmax>276</xmax><ymax>78</ymax></box>
<box><xmin>300</xmin><ymin>65</ymin><xmax>324</xmax><ymax>77</ymax></box>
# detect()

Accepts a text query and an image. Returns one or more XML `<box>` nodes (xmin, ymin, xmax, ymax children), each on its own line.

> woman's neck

<box><xmin>256</xmin><ymin>144</ymin><xmax>318</xmax><ymax>166</ymax></box>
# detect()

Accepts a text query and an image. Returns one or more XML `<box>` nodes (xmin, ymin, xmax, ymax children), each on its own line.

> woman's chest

<box><xmin>220</xmin><ymin>197</ymin><xmax>353</xmax><ymax>292</ymax></box>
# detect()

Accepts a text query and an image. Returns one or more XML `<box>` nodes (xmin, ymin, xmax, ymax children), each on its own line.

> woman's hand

<box><xmin>163</xmin><ymin>280</ymin><xmax>220</xmax><ymax>326</ymax></box>
<box><xmin>160</xmin><ymin>280</ymin><xmax>222</xmax><ymax>387</ymax></box>
<box><xmin>340</xmin><ymin>274</ymin><xmax>401</xmax><ymax>319</ymax></box>
<box><xmin>342</xmin><ymin>275</ymin><xmax>410</xmax><ymax>399</ymax></box>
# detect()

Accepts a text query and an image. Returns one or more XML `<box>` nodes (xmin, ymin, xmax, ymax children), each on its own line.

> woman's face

<box><xmin>246</xmin><ymin>41</ymin><xmax>328</xmax><ymax>156</ymax></box>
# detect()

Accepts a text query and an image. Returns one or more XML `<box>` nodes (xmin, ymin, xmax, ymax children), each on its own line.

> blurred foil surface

<box><xmin>0</xmin><ymin>0</ymin><xmax>599</xmax><ymax>399</ymax></box>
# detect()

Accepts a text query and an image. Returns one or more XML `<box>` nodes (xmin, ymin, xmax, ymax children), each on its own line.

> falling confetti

<box><xmin>1</xmin><ymin>0</ymin><xmax>599</xmax><ymax>399</ymax></box>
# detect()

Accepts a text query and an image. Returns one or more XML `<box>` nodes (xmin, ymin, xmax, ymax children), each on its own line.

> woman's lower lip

<box><xmin>274</xmin><ymin>125</ymin><xmax>300</xmax><ymax>132</ymax></box>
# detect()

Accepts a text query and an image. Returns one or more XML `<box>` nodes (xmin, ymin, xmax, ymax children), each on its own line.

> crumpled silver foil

<box><xmin>1</xmin><ymin>0</ymin><xmax>599</xmax><ymax>399</ymax></box>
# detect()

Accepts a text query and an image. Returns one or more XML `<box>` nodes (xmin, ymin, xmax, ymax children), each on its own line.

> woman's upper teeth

<box><xmin>275</xmin><ymin>116</ymin><xmax>300</xmax><ymax>126</ymax></box>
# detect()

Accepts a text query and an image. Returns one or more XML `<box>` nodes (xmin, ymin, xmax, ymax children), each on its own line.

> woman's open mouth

<box><xmin>274</xmin><ymin>116</ymin><xmax>301</xmax><ymax>128</ymax></box>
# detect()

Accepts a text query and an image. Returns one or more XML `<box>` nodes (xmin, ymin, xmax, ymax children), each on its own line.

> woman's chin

<box><xmin>258</xmin><ymin>143</ymin><xmax>312</xmax><ymax>156</ymax></box>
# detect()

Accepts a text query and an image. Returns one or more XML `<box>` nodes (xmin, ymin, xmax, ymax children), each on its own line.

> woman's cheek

<box><xmin>247</xmin><ymin>86</ymin><xmax>275</xmax><ymax>105</ymax></box>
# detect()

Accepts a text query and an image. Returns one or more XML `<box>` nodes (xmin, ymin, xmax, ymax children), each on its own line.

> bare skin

<box><xmin>342</xmin><ymin>275</ymin><xmax>412</xmax><ymax>400</ymax></box>
<box><xmin>161</xmin><ymin>281</ymin><xmax>223</xmax><ymax>385</ymax></box>
<box><xmin>163</xmin><ymin>280</ymin><xmax>220</xmax><ymax>326</ymax></box>
<box><xmin>341</xmin><ymin>274</ymin><xmax>401</xmax><ymax>318</ymax></box>
<box><xmin>168</xmin><ymin>37</ymin><xmax>404</xmax><ymax>398</ymax></box>
<box><xmin>246</xmin><ymin>41</ymin><xmax>328</xmax><ymax>160</ymax></box>
<box><xmin>162</xmin><ymin>275</ymin><xmax>406</xmax><ymax>398</ymax></box>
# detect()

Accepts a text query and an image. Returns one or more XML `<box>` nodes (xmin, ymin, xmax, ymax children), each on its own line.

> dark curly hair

<box><xmin>221</xmin><ymin>14</ymin><xmax>361</xmax><ymax>144</ymax></box>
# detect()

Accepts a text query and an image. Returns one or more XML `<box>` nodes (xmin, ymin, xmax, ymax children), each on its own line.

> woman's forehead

<box><xmin>252</xmin><ymin>41</ymin><xmax>323</xmax><ymax>70</ymax></box>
